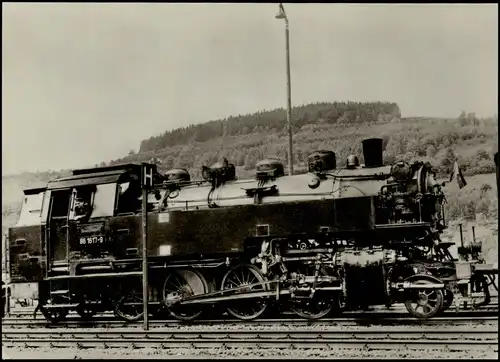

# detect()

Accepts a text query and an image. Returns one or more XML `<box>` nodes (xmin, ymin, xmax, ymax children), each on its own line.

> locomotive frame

<box><xmin>4</xmin><ymin>139</ymin><xmax>498</xmax><ymax>323</ymax></box>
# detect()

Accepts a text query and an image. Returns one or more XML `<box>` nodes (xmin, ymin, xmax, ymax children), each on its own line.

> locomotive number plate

<box><xmin>79</xmin><ymin>235</ymin><xmax>105</xmax><ymax>245</ymax></box>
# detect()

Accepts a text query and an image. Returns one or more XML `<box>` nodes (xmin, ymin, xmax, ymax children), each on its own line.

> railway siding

<box><xmin>2</xmin><ymin>328</ymin><xmax>498</xmax><ymax>352</ymax></box>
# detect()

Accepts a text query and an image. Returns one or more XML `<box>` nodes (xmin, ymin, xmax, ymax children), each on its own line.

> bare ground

<box><xmin>2</xmin><ymin>345</ymin><xmax>498</xmax><ymax>359</ymax></box>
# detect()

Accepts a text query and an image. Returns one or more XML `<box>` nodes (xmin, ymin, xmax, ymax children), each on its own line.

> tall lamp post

<box><xmin>275</xmin><ymin>3</ymin><xmax>294</xmax><ymax>175</ymax></box>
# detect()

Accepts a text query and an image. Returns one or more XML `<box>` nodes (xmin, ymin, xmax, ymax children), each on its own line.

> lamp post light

<box><xmin>275</xmin><ymin>3</ymin><xmax>294</xmax><ymax>175</ymax></box>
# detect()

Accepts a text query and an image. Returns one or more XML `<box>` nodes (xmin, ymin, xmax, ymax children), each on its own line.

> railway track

<box><xmin>5</xmin><ymin>296</ymin><xmax>497</xmax><ymax>313</ymax></box>
<box><xmin>3</xmin><ymin>302</ymin><xmax>497</xmax><ymax>329</ymax></box>
<box><xmin>2</xmin><ymin>328</ymin><xmax>498</xmax><ymax>351</ymax></box>
<box><xmin>2</xmin><ymin>315</ymin><xmax>498</xmax><ymax>329</ymax></box>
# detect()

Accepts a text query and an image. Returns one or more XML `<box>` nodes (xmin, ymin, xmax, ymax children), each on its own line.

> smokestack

<box><xmin>362</xmin><ymin>138</ymin><xmax>384</xmax><ymax>168</ymax></box>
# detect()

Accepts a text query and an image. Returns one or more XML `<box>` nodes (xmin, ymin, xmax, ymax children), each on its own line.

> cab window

<box><xmin>16</xmin><ymin>192</ymin><xmax>45</xmax><ymax>227</ymax></box>
<box><xmin>67</xmin><ymin>184</ymin><xmax>116</xmax><ymax>221</ymax></box>
<box><xmin>69</xmin><ymin>186</ymin><xmax>94</xmax><ymax>221</ymax></box>
<box><xmin>116</xmin><ymin>180</ymin><xmax>142</xmax><ymax>214</ymax></box>
<box><xmin>90</xmin><ymin>183</ymin><xmax>117</xmax><ymax>218</ymax></box>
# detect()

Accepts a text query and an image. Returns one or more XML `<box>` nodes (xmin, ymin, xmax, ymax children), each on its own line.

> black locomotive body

<box><xmin>5</xmin><ymin>138</ymin><xmax>497</xmax><ymax>322</ymax></box>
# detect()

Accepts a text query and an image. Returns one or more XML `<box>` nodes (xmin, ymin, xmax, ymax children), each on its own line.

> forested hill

<box><xmin>109</xmin><ymin>101</ymin><xmax>496</xmax><ymax>181</ymax></box>
<box><xmin>139</xmin><ymin>101</ymin><xmax>401</xmax><ymax>152</ymax></box>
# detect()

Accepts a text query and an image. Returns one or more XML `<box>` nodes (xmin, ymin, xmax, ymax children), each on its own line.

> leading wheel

<box><xmin>471</xmin><ymin>275</ymin><xmax>491</xmax><ymax>308</ymax></box>
<box><xmin>404</xmin><ymin>279</ymin><xmax>444</xmax><ymax>319</ymax></box>
<box><xmin>162</xmin><ymin>269</ymin><xmax>208</xmax><ymax>321</ymax></box>
<box><xmin>441</xmin><ymin>288</ymin><xmax>454</xmax><ymax>311</ymax></box>
<box><xmin>221</xmin><ymin>264</ymin><xmax>269</xmax><ymax>320</ymax></box>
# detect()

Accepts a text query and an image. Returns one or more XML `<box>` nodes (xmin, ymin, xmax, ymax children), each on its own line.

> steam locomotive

<box><xmin>5</xmin><ymin>138</ymin><xmax>497</xmax><ymax>322</ymax></box>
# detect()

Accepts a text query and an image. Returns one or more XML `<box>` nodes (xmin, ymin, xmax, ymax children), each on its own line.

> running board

<box><xmin>391</xmin><ymin>282</ymin><xmax>445</xmax><ymax>290</ymax></box>
<box><xmin>42</xmin><ymin>303</ymin><xmax>80</xmax><ymax>309</ymax></box>
<box><xmin>46</xmin><ymin>271</ymin><xmax>142</xmax><ymax>281</ymax></box>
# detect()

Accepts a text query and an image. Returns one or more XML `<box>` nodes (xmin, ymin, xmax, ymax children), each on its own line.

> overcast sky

<box><xmin>2</xmin><ymin>3</ymin><xmax>498</xmax><ymax>175</ymax></box>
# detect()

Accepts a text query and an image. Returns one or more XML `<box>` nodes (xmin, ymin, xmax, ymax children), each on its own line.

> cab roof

<box><xmin>47</xmin><ymin>164</ymin><xmax>141</xmax><ymax>190</ymax></box>
<box><xmin>71</xmin><ymin>163</ymin><xmax>141</xmax><ymax>176</ymax></box>
<box><xmin>23</xmin><ymin>186</ymin><xmax>47</xmax><ymax>195</ymax></box>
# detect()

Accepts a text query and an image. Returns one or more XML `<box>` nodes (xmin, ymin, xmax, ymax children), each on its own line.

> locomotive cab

<box><xmin>44</xmin><ymin>164</ymin><xmax>162</xmax><ymax>275</ymax></box>
<box><xmin>8</xmin><ymin>187</ymin><xmax>47</xmax><ymax>283</ymax></box>
<box><xmin>7</xmin><ymin>186</ymin><xmax>47</xmax><ymax>304</ymax></box>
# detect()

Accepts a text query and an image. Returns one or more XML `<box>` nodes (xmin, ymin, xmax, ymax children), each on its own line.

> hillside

<box><xmin>138</xmin><ymin>101</ymin><xmax>401</xmax><ymax>152</ymax></box>
<box><xmin>2</xmin><ymin>170</ymin><xmax>71</xmax><ymax>207</ymax></box>
<box><xmin>110</xmin><ymin>105</ymin><xmax>497</xmax><ymax>181</ymax></box>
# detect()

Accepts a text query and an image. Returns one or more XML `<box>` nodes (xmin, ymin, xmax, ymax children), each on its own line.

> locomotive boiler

<box><xmin>5</xmin><ymin>138</ymin><xmax>497</xmax><ymax>322</ymax></box>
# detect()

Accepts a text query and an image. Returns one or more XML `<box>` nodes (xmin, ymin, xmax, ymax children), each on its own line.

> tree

<box><xmin>458</xmin><ymin>111</ymin><xmax>467</xmax><ymax>126</ymax></box>
<box><xmin>440</xmin><ymin>147</ymin><xmax>456</xmax><ymax>174</ymax></box>
<box><xmin>244</xmin><ymin>153</ymin><xmax>258</xmax><ymax>170</ymax></box>
<box><xmin>175</xmin><ymin>149</ymin><xmax>193</xmax><ymax>169</ymax></box>
<box><xmin>426</xmin><ymin>145</ymin><xmax>437</xmax><ymax>158</ymax></box>
<box><xmin>480</xmin><ymin>183</ymin><xmax>492</xmax><ymax>195</ymax></box>
<box><xmin>234</xmin><ymin>150</ymin><xmax>246</xmax><ymax>166</ymax></box>
<box><xmin>475</xmin><ymin>149</ymin><xmax>490</xmax><ymax>161</ymax></box>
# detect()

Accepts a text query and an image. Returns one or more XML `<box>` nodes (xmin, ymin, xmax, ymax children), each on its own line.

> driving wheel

<box><xmin>290</xmin><ymin>267</ymin><xmax>336</xmax><ymax>320</ymax></box>
<box><xmin>221</xmin><ymin>264</ymin><xmax>269</xmax><ymax>320</ymax></box>
<box><xmin>162</xmin><ymin>269</ymin><xmax>209</xmax><ymax>321</ymax></box>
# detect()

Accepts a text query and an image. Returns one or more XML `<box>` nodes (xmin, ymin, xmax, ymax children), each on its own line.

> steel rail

<box><xmin>2</xmin><ymin>329</ymin><xmax>498</xmax><ymax>351</ymax></box>
<box><xmin>4</xmin><ymin>328</ymin><xmax>498</xmax><ymax>337</ymax></box>
<box><xmin>3</xmin><ymin>308</ymin><xmax>499</xmax><ymax>320</ymax></box>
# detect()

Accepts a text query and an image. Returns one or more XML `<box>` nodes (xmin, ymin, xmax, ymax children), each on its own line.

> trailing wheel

<box><xmin>404</xmin><ymin>279</ymin><xmax>444</xmax><ymax>319</ymax></box>
<box><xmin>76</xmin><ymin>304</ymin><xmax>96</xmax><ymax>320</ymax></box>
<box><xmin>1</xmin><ymin>283</ymin><xmax>6</xmax><ymax>319</ymax></box>
<box><xmin>40</xmin><ymin>306</ymin><xmax>68</xmax><ymax>323</ymax></box>
<box><xmin>162</xmin><ymin>269</ymin><xmax>208</xmax><ymax>321</ymax></box>
<box><xmin>221</xmin><ymin>264</ymin><xmax>269</xmax><ymax>320</ymax></box>
<box><xmin>114</xmin><ymin>281</ymin><xmax>144</xmax><ymax>322</ymax></box>
<box><xmin>384</xmin><ymin>267</ymin><xmax>394</xmax><ymax>308</ymax></box>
